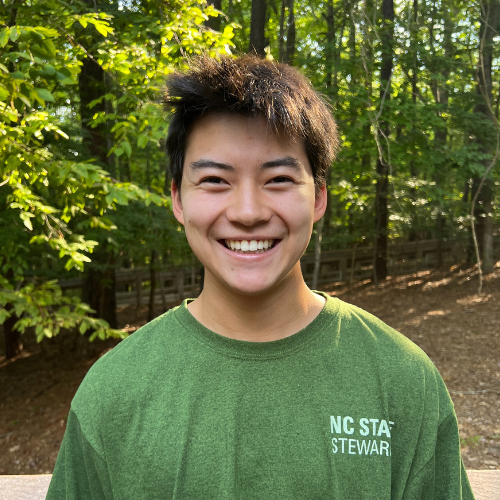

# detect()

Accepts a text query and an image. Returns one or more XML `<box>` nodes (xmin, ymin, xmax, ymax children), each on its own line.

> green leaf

<box><xmin>0</xmin><ymin>28</ymin><xmax>10</xmax><ymax>47</ymax></box>
<box><xmin>0</xmin><ymin>85</ymin><xmax>9</xmax><ymax>101</ymax></box>
<box><xmin>35</xmin><ymin>88</ymin><xmax>55</xmax><ymax>102</ymax></box>
<box><xmin>5</xmin><ymin>108</ymin><xmax>19</xmax><ymax>122</ymax></box>
<box><xmin>10</xmin><ymin>70</ymin><xmax>24</xmax><ymax>80</ymax></box>
<box><xmin>17</xmin><ymin>93</ymin><xmax>31</xmax><ymax>107</ymax></box>
<box><xmin>20</xmin><ymin>212</ymin><xmax>34</xmax><ymax>230</ymax></box>
<box><xmin>93</xmin><ymin>21</ymin><xmax>113</xmax><ymax>37</ymax></box>
<box><xmin>122</xmin><ymin>140</ymin><xmax>132</xmax><ymax>158</ymax></box>
<box><xmin>137</xmin><ymin>135</ymin><xmax>149</xmax><ymax>148</ymax></box>
<box><xmin>14</xmin><ymin>301</ymin><xmax>25</xmax><ymax>318</ymax></box>
<box><xmin>79</xmin><ymin>18</ymin><xmax>88</xmax><ymax>28</ymax></box>
<box><xmin>10</xmin><ymin>27</ymin><xmax>20</xmax><ymax>42</ymax></box>
<box><xmin>43</xmin><ymin>64</ymin><xmax>56</xmax><ymax>76</ymax></box>
<box><xmin>0</xmin><ymin>63</ymin><xmax>8</xmax><ymax>73</ymax></box>
<box><xmin>0</xmin><ymin>308</ymin><xmax>11</xmax><ymax>325</ymax></box>
<box><xmin>34</xmin><ymin>27</ymin><xmax>59</xmax><ymax>38</ymax></box>
<box><xmin>42</xmin><ymin>39</ymin><xmax>56</xmax><ymax>58</ymax></box>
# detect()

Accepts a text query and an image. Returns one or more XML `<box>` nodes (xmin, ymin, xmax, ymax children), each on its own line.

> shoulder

<box><xmin>71</xmin><ymin>305</ymin><xmax>185</xmax><ymax>413</ymax></box>
<box><xmin>333</xmin><ymin>298</ymin><xmax>453</xmax><ymax>421</ymax></box>
<box><xmin>334</xmin><ymin>298</ymin><xmax>433</xmax><ymax>366</ymax></box>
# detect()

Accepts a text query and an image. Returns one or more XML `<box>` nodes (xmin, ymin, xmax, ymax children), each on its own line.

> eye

<box><xmin>268</xmin><ymin>176</ymin><xmax>294</xmax><ymax>184</ymax></box>
<box><xmin>200</xmin><ymin>176</ymin><xmax>226</xmax><ymax>184</ymax></box>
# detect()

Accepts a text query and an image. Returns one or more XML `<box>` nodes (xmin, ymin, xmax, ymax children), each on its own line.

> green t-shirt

<box><xmin>47</xmin><ymin>295</ymin><xmax>474</xmax><ymax>499</ymax></box>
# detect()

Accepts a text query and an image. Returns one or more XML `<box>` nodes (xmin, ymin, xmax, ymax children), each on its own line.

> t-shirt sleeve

<box><xmin>434</xmin><ymin>411</ymin><xmax>475</xmax><ymax>500</ymax></box>
<box><xmin>402</xmin><ymin>406</ymin><xmax>475</xmax><ymax>499</ymax></box>
<box><xmin>46</xmin><ymin>409</ymin><xmax>113</xmax><ymax>500</ymax></box>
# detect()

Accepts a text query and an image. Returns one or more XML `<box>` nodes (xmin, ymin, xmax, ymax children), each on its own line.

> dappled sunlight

<box><xmin>422</xmin><ymin>277</ymin><xmax>452</xmax><ymax>290</ymax></box>
<box><xmin>457</xmin><ymin>294</ymin><xmax>494</xmax><ymax>306</ymax></box>
<box><xmin>427</xmin><ymin>309</ymin><xmax>449</xmax><ymax>316</ymax></box>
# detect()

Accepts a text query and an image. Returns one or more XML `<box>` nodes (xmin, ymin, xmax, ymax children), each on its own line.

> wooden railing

<box><xmin>57</xmin><ymin>237</ymin><xmax>500</xmax><ymax>309</ymax></box>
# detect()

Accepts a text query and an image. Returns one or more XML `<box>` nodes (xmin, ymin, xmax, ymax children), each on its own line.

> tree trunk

<box><xmin>79</xmin><ymin>57</ymin><xmax>107</xmax><ymax>165</ymax></box>
<box><xmin>374</xmin><ymin>0</ymin><xmax>394</xmax><ymax>282</ymax></box>
<box><xmin>408</xmin><ymin>0</ymin><xmax>419</xmax><ymax>242</ymax></box>
<box><xmin>104</xmin><ymin>73</ymin><xmax>116</xmax><ymax>178</ymax></box>
<box><xmin>279</xmin><ymin>0</ymin><xmax>286</xmax><ymax>61</ymax></box>
<box><xmin>322</xmin><ymin>0</ymin><xmax>336</xmax><ymax>237</ymax></box>
<box><xmin>472</xmin><ymin>0</ymin><xmax>500</xmax><ymax>274</ymax></box>
<box><xmin>431</xmin><ymin>0</ymin><xmax>453</xmax><ymax>267</ymax></box>
<box><xmin>249</xmin><ymin>0</ymin><xmax>267</xmax><ymax>56</ymax></box>
<box><xmin>79</xmin><ymin>3</ymin><xmax>118</xmax><ymax>327</ymax></box>
<box><xmin>2</xmin><ymin>264</ymin><xmax>22</xmax><ymax>359</ymax></box>
<box><xmin>82</xmin><ymin>263</ymin><xmax>118</xmax><ymax>328</ymax></box>
<box><xmin>481</xmin><ymin>179</ymin><xmax>494</xmax><ymax>273</ymax></box>
<box><xmin>4</xmin><ymin>304</ymin><xmax>22</xmax><ymax>360</ymax></box>
<box><xmin>324</xmin><ymin>0</ymin><xmax>335</xmax><ymax>90</ymax></box>
<box><xmin>206</xmin><ymin>0</ymin><xmax>222</xmax><ymax>32</ymax></box>
<box><xmin>285</xmin><ymin>0</ymin><xmax>295</xmax><ymax>64</ymax></box>
<box><xmin>148</xmin><ymin>250</ymin><xmax>157</xmax><ymax>322</ymax></box>
<box><xmin>360</xmin><ymin>0</ymin><xmax>373</xmax><ymax>237</ymax></box>
<box><xmin>135</xmin><ymin>269</ymin><xmax>143</xmax><ymax>319</ymax></box>
<box><xmin>312</xmin><ymin>217</ymin><xmax>324</xmax><ymax>290</ymax></box>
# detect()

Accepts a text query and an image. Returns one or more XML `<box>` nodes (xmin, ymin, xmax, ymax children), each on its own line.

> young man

<box><xmin>47</xmin><ymin>55</ymin><xmax>474</xmax><ymax>499</ymax></box>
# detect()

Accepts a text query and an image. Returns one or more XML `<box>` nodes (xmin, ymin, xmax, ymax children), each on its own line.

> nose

<box><xmin>225</xmin><ymin>183</ymin><xmax>272</xmax><ymax>226</ymax></box>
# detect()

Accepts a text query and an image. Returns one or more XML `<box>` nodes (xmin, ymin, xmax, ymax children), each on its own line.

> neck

<box><xmin>188</xmin><ymin>264</ymin><xmax>326</xmax><ymax>342</ymax></box>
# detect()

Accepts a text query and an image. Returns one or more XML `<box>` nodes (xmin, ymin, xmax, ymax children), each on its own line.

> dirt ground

<box><xmin>0</xmin><ymin>262</ymin><xmax>499</xmax><ymax>474</ymax></box>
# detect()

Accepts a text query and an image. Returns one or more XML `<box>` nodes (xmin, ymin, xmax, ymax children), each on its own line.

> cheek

<box><xmin>279</xmin><ymin>192</ymin><xmax>316</xmax><ymax>229</ymax></box>
<box><xmin>182</xmin><ymin>196</ymin><xmax>223</xmax><ymax>233</ymax></box>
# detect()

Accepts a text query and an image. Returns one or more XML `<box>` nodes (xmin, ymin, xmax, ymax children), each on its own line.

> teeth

<box><xmin>225</xmin><ymin>239</ymin><xmax>275</xmax><ymax>254</ymax></box>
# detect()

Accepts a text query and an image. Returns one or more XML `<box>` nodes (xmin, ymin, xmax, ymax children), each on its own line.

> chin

<box><xmin>219</xmin><ymin>274</ymin><xmax>287</xmax><ymax>297</ymax></box>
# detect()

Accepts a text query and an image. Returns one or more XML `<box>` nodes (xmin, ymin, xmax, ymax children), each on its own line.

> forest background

<box><xmin>0</xmin><ymin>0</ymin><xmax>499</xmax><ymax>358</ymax></box>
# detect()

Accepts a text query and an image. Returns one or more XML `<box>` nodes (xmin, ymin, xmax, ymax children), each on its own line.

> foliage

<box><xmin>226</xmin><ymin>0</ymin><xmax>499</xmax><ymax>247</ymax></box>
<box><xmin>0</xmin><ymin>0</ymin><xmax>235</xmax><ymax>345</ymax></box>
<box><xmin>1</xmin><ymin>0</ymin><xmax>499</xmax><ymax>350</ymax></box>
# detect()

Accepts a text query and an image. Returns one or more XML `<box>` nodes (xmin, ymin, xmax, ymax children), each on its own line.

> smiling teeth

<box><xmin>226</xmin><ymin>239</ymin><xmax>275</xmax><ymax>254</ymax></box>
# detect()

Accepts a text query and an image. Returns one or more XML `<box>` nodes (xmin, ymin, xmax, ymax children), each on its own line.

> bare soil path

<box><xmin>0</xmin><ymin>263</ymin><xmax>498</xmax><ymax>474</ymax></box>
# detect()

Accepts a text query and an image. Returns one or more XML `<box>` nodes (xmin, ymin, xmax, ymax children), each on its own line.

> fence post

<box><xmin>177</xmin><ymin>269</ymin><xmax>185</xmax><ymax>302</ymax></box>
<box><xmin>135</xmin><ymin>269</ymin><xmax>143</xmax><ymax>317</ymax></box>
<box><xmin>159</xmin><ymin>270</ymin><xmax>167</xmax><ymax>312</ymax></box>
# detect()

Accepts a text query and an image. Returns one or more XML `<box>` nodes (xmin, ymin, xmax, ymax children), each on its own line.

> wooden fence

<box><xmin>58</xmin><ymin>237</ymin><xmax>500</xmax><ymax>309</ymax></box>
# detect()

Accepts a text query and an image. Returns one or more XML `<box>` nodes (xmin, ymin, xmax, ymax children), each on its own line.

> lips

<box><xmin>223</xmin><ymin>239</ymin><xmax>277</xmax><ymax>254</ymax></box>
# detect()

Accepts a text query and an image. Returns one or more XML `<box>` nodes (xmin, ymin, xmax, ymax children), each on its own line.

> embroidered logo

<box><xmin>330</xmin><ymin>415</ymin><xmax>394</xmax><ymax>456</ymax></box>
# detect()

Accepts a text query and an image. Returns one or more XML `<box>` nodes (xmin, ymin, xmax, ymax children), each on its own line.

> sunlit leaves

<box><xmin>0</xmin><ymin>278</ymin><xmax>127</xmax><ymax>343</ymax></box>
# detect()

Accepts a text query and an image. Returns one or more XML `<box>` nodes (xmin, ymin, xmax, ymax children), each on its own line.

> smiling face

<box><xmin>171</xmin><ymin>113</ymin><xmax>327</xmax><ymax>298</ymax></box>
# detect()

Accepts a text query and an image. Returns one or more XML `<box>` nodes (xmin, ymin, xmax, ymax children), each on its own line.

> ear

<box><xmin>171</xmin><ymin>180</ymin><xmax>185</xmax><ymax>226</ymax></box>
<box><xmin>313</xmin><ymin>183</ymin><xmax>327</xmax><ymax>223</ymax></box>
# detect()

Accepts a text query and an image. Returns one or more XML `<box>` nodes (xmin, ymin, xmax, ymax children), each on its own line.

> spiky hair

<box><xmin>164</xmin><ymin>54</ymin><xmax>339</xmax><ymax>191</ymax></box>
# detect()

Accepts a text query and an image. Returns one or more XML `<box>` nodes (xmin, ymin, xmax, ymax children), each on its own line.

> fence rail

<box><xmin>58</xmin><ymin>237</ymin><xmax>500</xmax><ymax>309</ymax></box>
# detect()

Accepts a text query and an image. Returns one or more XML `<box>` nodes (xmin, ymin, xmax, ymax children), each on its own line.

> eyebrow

<box><xmin>190</xmin><ymin>156</ymin><xmax>304</xmax><ymax>171</ymax></box>
<box><xmin>190</xmin><ymin>160</ymin><xmax>234</xmax><ymax>171</ymax></box>
<box><xmin>261</xmin><ymin>156</ymin><xmax>304</xmax><ymax>171</ymax></box>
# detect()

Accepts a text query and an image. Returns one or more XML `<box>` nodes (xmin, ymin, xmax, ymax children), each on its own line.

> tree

<box><xmin>249</xmin><ymin>0</ymin><xmax>267</xmax><ymax>55</ymax></box>
<box><xmin>472</xmin><ymin>0</ymin><xmax>500</xmax><ymax>275</ymax></box>
<box><xmin>0</xmin><ymin>0</ymin><xmax>235</xmax><ymax>358</ymax></box>
<box><xmin>374</xmin><ymin>0</ymin><xmax>394</xmax><ymax>282</ymax></box>
<box><xmin>279</xmin><ymin>0</ymin><xmax>295</xmax><ymax>64</ymax></box>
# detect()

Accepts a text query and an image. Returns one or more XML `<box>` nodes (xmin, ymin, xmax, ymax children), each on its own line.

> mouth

<box><xmin>221</xmin><ymin>239</ymin><xmax>278</xmax><ymax>254</ymax></box>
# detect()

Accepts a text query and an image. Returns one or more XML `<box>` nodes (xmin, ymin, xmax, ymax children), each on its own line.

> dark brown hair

<box><xmin>164</xmin><ymin>54</ymin><xmax>339</xmax><ymax>191</ymax></box>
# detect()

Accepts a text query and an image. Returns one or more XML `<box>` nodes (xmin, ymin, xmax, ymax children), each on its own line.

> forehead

<box><xmin>184</xmin><ymin>113</ymin><xmax>309</xmax><ymax>168</ymax></box>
